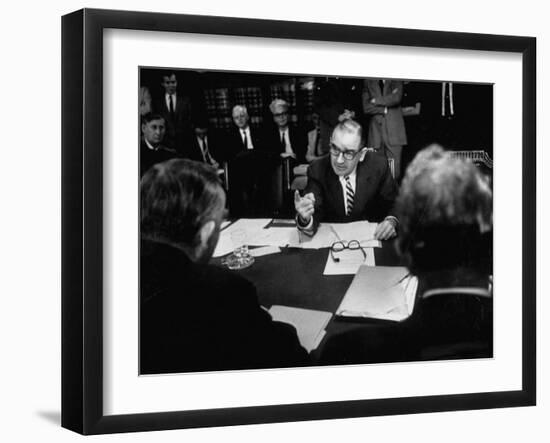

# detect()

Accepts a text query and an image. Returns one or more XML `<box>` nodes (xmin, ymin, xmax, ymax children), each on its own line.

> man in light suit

<box><xmin>362</xmin><ymin>79</ymin><xmax>408</xmax><ymax>179</ymax></box>
<box><xmin>294</xmin><ymin>119</ymin><xmax>398</xmax><ymax>240</ymax></box>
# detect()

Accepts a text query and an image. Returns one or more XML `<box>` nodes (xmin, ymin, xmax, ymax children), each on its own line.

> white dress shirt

<box><xmin>280</xmin><ymin>129</ymin><xmax>294</xmax><ymax>154</ymax></box>
<box><xmin>165</xmin><ymin>93</ymin><xmax>176</xmax><ymax>111</ymax></box>
<box><xmin>241</xmin><ymin>127</ymin><xmax>255</xmax><ymax>150</ymax></box>
<box><xmin>338</xmin><ymin>170</ymin><xmax>356</xmax><ymax>215</ymax></box>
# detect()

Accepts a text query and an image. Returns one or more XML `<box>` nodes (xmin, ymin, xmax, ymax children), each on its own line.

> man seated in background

<box><xmin>140</xmin><ymin>113</ymin><xmax>179</xmax><ymax>177</ymax></box>
<box><xmin>294</xmin><ymin>119</ymin><xmax>398</xmax><ymax>240</ymax></box>
<box><xmin>319</xmin><ymin>144</ymin><xmax>493</xmax><ymax>364</ymax></box>
<box><xmin>227</xmin><ymin>105</ymin><xmax>268</xmax><ymax>217</ymax></box>
<box><xmin>305</xmin><ymin>111</ymin><xmax>324</xmax><ymax>163</ymax></box>
<box><xmin>183</xmin><ymin>115</ymin><xmax>224</xmax><ymax>171</ymax></box>
<box><xmin>140</xmin><ymin>159</ymin><xmax>309</xmax><ymax>374</ymax></box>
<box><xmin>264</xmin><ymin>99</ymin><xmax>307</xmax><ymax>163</ymax></box>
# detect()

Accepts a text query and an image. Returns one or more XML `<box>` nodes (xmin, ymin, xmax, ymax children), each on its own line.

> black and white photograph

<box><xmin>56</xmin><ymin>6</ymin><xmax>538</xmax><ymax>437</ymax></box>
<box><xmin>139</xmin><ymin>68</ymin><xmax>494</xmax><ymax>374</ymax></box>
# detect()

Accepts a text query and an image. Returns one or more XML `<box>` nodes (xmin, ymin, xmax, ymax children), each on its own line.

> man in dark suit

<box><xmin>140</xmin><ymin>159</ymin><xmax>309</xmax><ymax>374</ymax></box>
<box><xmin>153</xmin><ymin>71</ymin><xmax>192</xmax><ymax>151</ymax></box>
<box><xmin>183</xmin><ymin>116</ymin><xmax>225</xmax><ymax>169</ymax></box>
<box><xmin>140</xmin><ymin>113</ymin><xmax>179</xmax><ymax>177</ymax></box>
<box><xmin>362</xmin><ymin>79</ymin><xmax>408</xmax><ymax>179</ymax></box>
<box><xmin>263</xmin><ymin>99</ymin><xmax>308</xmax><ymax>214</ymax></box>
<box><xmin>226</xmin><ymin>105</ymin><xmax>268</xmax><ymax>217</ymax></box>
<box><xmin>295</xmin><ymin>119</ymin><xmax>398</xmax><ymax>240</ymax></box>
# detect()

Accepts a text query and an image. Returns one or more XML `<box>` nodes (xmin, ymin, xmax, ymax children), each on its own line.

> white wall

<box><xmin>0</xmin><ymin>1</ymin><xmax>547</xmax><ymax>441</ymax></box>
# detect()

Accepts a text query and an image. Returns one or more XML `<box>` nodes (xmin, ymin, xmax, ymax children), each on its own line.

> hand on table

<box><xmin>294</xmin><ymin>190</ymin><xmax>315</xmax><ymax>225</ymax></box>
<box><xmin>374</xmin><ymin>219</ymin><xmax>397</xmax><ymax>241</ymax></box>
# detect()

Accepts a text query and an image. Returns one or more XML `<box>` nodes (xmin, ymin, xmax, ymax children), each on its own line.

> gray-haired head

<box><xmin>231</xmin><ymin>105</ymin><xmax>249</xmax><ymax>129</ymax></box>
<box><xmin>396</xmin><ymin>144</ymin><xmax>492</xmax><ymax>274</ymax></box>
<box><xmin>140</xmin><ymin>159</ymin><xmax>226</xmax><ymax>262</ymax></box>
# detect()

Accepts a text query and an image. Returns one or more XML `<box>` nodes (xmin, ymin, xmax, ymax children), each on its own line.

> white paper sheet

<box><xmin>249</xmin><ymin>246</ymin><xmax>281</xmax><ymax>257</ymax></box>
<box><xmin>288</xmin><ymin>223</ymin><xmax>339</xmax><ymax>249</ymax></box>
<box><xmin>269</xmin><ymin>305</ymin><xmax>332</xmax><ymax>353</ymax></box>
<box><xmin>248</xmin><ymin>227</ymin><xmax>297</xmax><ymax>247</ymax></box>
<box><xmin>323</xmin><ymin>247</ymin><xmax>375</xmax><ymax>275</ymax></box>
<box><xmin>213</xmin><ymin>218</ymin><xmax>272</xmax><ymax>257</ymax></box>
<box><xmin>330</xmin><ymin>221</ymin><xmax>381</xmax><ymax>247</ymax></box>
<box><xmin>336</xmin><ymin>266</ymin><xmax>418</xmax><ymax>321</ymax></box>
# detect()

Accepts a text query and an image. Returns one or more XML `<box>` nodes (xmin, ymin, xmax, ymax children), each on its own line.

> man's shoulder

<box><xmin>308</xmin><ymin>155</ymin><xmax>332</xmax><ymax>176</ymax></box>
<box><xmin>141</xmin><ymin>239</ymin><xmax>255</xmax><ymax>295</ymax></box>
<box><xmin>361</xmin><ymin>150</ymin><xmax>390</xmax><ymax>172</ymax></box>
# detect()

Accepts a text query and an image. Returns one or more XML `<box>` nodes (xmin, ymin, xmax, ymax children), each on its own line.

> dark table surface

<box><xmin>213</xmin><ymin>238</ymin><xmax>407</xmax><ymax>359</ymax></box>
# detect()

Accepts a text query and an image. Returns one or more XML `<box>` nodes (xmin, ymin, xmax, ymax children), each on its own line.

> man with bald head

<box><xmin>295</xmin><ymin>119</ymin><xmax>398</xmax><ymax>240</ymax></box>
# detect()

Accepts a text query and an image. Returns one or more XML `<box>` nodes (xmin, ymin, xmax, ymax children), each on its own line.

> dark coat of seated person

<box><xmin>140</xmin><ymin>113</ymin><xmax>180</xmax><ymax>177</ymax></box>
<box><xmin>140</xmin><ymin>158</ymin><xmax>309</xmax><ymax>374</ymax></box>
<box><xmin>318</xmin><ymin>144</ymin><xmax>493</xmax><ymax>365</ymax></box>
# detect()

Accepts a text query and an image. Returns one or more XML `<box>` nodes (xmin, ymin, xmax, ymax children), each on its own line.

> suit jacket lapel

<box><xmin>327</xmin><ymin>169</ymin><xmax>345</xmax><ymax>218</ymax></box>
<box><xmin>351</xmin><ymin>160</ymin><xmax>373</xmax><ymax>218</ymax></box>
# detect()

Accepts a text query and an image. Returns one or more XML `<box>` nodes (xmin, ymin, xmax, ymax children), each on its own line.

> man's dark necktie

<box><xmin>202</xmin><ymin>138</ymin><xmax>213</xmax><ymax>164</ymax></box>
<box><xmin>280</xmin><ymin>131</ymin><xmax>286</xmax><ymax>150</ymax></box>
<box><xmin>379</xmin><ymin>80</ymin><xmax>385</xmax><ymax>94</ymax></box>
<box><xmin>168</xmin><ymin>94</ymin><xmax>174</xmax><ymax>115</ymax></box>
<box><xmin>242</xmin><ymin>131</ymin><xmax>248</xmax><ymax>149</ymax></box>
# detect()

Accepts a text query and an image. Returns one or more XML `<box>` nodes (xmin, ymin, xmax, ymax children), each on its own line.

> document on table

<box><xmin>269</xmin><ymin>305</ymin><xmax>332</xmax><ymax>353</ymax></box>
<box><xmin>213</xmin><ymin>218</ymin><xmax>272</xmax><ymax>257</ymax></box>
<box><xmin>249</xmin><ymin>246</ymin><xmax>281</xmax><ymax>257</ymax></box>
<box><xmin>287</xmin><ymin>223</ymin><xmax>339</xmax><ymax>249</ymax></box>
<box><xmin>336</xmin><ymin>265</ymin><xmax>418</xmax><ymax>321</ymax></box>
<box><xmin>330</xmin><ymin>221</ymin><xmax>381</xmax><ymax>248</ymax></box>
<box><xmin>248</xmin><ymin>227</ymin><xmax>296</xmax><ymax>247</ymax></box>
<box><xmin>323</xmin><ymin>247</ymin><xmax>375</xmax><ymax>275</ymax></box>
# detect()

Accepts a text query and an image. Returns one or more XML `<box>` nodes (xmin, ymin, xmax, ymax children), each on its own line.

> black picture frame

<box><xmin>61</xmin><ymin>8</ymin><xmax>536</xmax><ymax>435</ymax></box>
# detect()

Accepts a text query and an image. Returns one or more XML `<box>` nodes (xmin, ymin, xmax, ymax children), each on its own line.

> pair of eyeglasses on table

<box><xmin>330</xmin><ymin>240</ymin><xmax>367</xmax><ymax>262</ymax></box>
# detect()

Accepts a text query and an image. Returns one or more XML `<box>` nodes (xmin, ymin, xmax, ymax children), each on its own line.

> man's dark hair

<box><xmin>140</xmin><ymin>159</ymin><xmax>223</xmax><ymax>248</ymax></box>
<box><xmin>396</xmin><ymin>144</ymin><xmax>492</xmax><ymax>274</ymax></box>
<box><xmin>141</xmin><ymin>112</ymin><xmax>165</xmax><ymax>125</ymax></box>
<box><xmin>161</xmin><ymin>70</ymin><xmax>177</xmax><ymax>80</ymax></box>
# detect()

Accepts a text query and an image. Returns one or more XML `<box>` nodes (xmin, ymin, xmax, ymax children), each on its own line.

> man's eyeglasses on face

<box><xmin>329</xmin><ymin>143</ymin><xmax>361</xmax><ymax>161</ymax></box>
<box><xmin>273</xmin><ymin>112</ymin><xmax>288</xmax><ymax>117</ymax></box>
<box><xmin>330</xmin><ymin>240</ymin><xmax>366</xmax><ymax>262</ymax></box>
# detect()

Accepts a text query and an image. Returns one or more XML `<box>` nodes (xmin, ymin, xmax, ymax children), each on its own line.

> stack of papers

<box><xmin>269</xmin><ymin>305</ymin><xmax>332</xmax><ymax>353</ymax></box>
<box><xmin>336</xmin><ymin>266</ymin><xmax>418</xmax><ymax>321</ymax></box>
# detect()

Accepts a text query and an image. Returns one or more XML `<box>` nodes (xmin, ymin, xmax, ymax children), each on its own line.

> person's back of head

<box><xmin>396</xmin><ymin>144</ymin><xmax>492</xmax><ymax>276</ymax></box>
<box><xmin>396</xmin><ymin>145</ymin><xmax>493</xmax><ymax>359</ymax></box>
<box><xmin>140</xmin><ymin>159</ymin><xmax>225</xmax><ymax>262</ymax></box>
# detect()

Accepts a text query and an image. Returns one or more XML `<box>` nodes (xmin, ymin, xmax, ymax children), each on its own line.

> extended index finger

<box><xmin>294</xmin><ymin>190</ymin><xmax>301</xmax><ymax>204</ymax></box>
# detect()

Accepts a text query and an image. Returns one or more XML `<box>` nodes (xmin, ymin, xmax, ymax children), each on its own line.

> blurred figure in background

<box><xmin>140</xmin><ymin>113</ymin><xmax>179</xmax><ymax>177</ymax></box>
<box><xmin>139</xmin><ymin>86</ymin><xmax>152</xmax><ymax>116</ymax></box>
<box><xmin>153</xmin><ymin>71</ymin><xmax>193</xmax><ymax>151</ymax></box>
<box><xmin>362</xmin><ymin>79</ymin><xmax>407</xmax><ymax>180</ymax></box>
